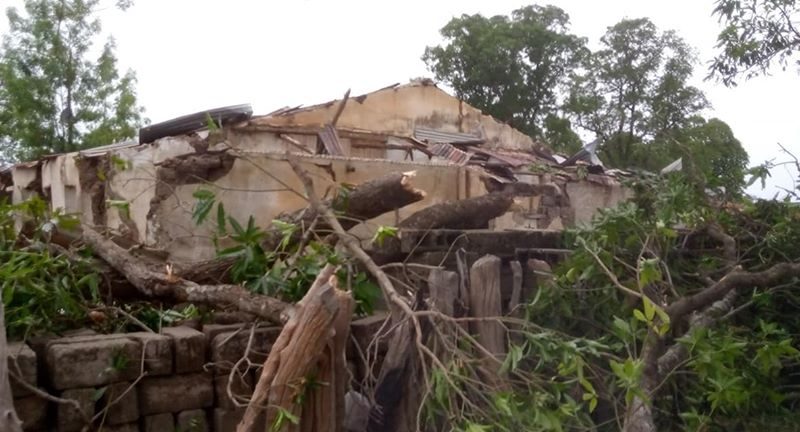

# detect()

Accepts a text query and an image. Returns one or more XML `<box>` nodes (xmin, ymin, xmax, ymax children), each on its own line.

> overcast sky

<box><xmin>1</xmin><ymin>0</ymin><xmax>797</xmax><ymax>197</ymax></box>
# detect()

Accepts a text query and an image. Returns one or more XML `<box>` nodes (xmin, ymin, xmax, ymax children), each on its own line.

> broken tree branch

<box><xmin>665</xmin><ymin>262</ymin><xmax>800</xmax><ymax>321</ymax></box>
<box><xmin>82</xmin><ymin>227</ymin><xmax>290</xmax><ymax>324</ymax></box>
<box><xmin>238</xmin><ymin>265</ymin><xmax>343</xmax><ymax>432</ymax></box>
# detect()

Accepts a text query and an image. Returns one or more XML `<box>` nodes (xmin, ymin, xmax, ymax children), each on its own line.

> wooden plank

<box><xmin>469</xmin><ymin>255</ymin><xmax>506</xmax><ymax>385</ymax></box>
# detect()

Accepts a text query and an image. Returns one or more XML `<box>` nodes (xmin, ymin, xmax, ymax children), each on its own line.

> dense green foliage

<box><xmin>425</xmin><ymin>9</ymin><xmax>751</xmax><ymax>196</ymax></box>
<box><xmin>0</xmin><ymin>0</ymin><xmax>144</xmax><ymax>162</ymax></box>
<box><xmin>711</xmin><ymin>0</ymin><xmax>800</xmax><ymax>85</ymax></box>
<box><xmin>191</xmin><ymin>188</ymin><xmax>381</xmax><ymax>316</ymax></box>
<box><xmin>423</xmin><ymin>5</ymin><xmax>586</xmax><ymax>153</ymax></box>
<box><xmin>533</xmin><ymin>176</ymin><xmax>799</xmax><ymax>430</ymax></box>
<box><xmin>0</xmin><ymin>197</ymin><xmax>100</xmax><ymax>338</ymax></box>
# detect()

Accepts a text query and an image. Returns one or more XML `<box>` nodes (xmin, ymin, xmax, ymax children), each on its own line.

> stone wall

<box><xmin>7</xmin><ymin>324</ymin><xmax>282</xmax><ymax>432</ymax></box>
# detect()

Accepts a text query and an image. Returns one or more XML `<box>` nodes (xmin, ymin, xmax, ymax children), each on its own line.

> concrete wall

<box><xmin>8</xmin><ymin>129</ymin><xmax>630</xmax><ymax>263</ymax></box>
<box><xmin>248</xmin><ymin>81</ymin><xmax>547</xmax><ymax>153</ymax></box>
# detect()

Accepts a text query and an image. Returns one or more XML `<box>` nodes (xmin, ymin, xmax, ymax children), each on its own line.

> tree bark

<box><xmin>82</xmin><ymin>227</ymin><xmax>290</xmax><ymax>324</ymax></box>
<box><xmin>1</xmin><ymin>302</ymin><xmax>24</xmax><ymax>432</ymax></box>
<box><xmin>398</xmin><ymin>192</ymin><xmax>514</xmax><ymax>230</ymax></box>
<box><xmin>238</xmin><ymin>266</ymin><xmax>343</xmax><ymax>432</ymax></box>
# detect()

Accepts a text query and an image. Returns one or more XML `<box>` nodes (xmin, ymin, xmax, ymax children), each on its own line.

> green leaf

<box><xmin>633</xmin><ymin>309</ymin><xmax>647</xmax><ymax>323</ymax></box>
<box><xmin>642</xmin><ymin>296</ymin><xmax>656</xmax><ymax>321</ymax></box>
<box><xmin>372</xmin><ymin>225</ymin><xmax>398</xmax><ymax>247</ymax></box>
<box><xmin>92</xmin><ymin>386</ymin><xmax>108</xmax><ymax>402</ymax></box>
<box><xmin>638</xmin><ymin>258</ymin><xmax>662</xmax><ymax>289</ymax></box>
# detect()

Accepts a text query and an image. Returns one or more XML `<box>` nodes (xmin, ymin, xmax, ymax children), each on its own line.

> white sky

<box><xmin>1</xmin><ymin>0</ymin><xmax>798</xmax><ymax>197</ymax></box>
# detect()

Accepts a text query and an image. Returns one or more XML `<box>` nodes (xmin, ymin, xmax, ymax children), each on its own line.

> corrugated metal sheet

<box><xmin>469</xmin><ymin>148</ymin><xmax>537</xmax><ymax>167</ymax></box>
<box><xmin>429</xmin><ymin>143</ymin><xmax>471</xmax><ymax>165</ymax></box>
<box><xmin>318</xmin><ymin>124</ymin><xmax>346</xmax><ymax>156</ymax></box>
<box><xmin>414</xmin><ymin>127</ymin><xmax>483</xmax><ymax>145</ymax></box>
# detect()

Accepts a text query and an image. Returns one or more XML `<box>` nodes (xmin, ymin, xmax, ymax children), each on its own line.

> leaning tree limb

<box><xmin>398</xmin><ymin>192</ymin><xmax>514</xmax><ymax>231</ymax></box>
<box><xmin>177</xmin><ymin>170</ymin><xmax>427</xmax><ymax>283</ymax></box>
<box><xmin>82</xmin><ymin>227</ymin><xmax>290</xmax><ymax>324</ymax></box>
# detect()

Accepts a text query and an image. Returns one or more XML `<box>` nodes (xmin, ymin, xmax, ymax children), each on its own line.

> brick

<box><xmin>211</xmin><ymin>326</ymin><xmax>280</xmax><ymax>371</ymax></box>
<box><xmin>58</xmin><ymin>388</ymin><xmax>95</xmax><ymax>432</ymax></box>
<box><xmin>214</xmin><ymin>373</ymin><xmax>253</xmax><ymax>409</ymax></box>
<box><xmin>139</xmin><ymin>372</ymin><xmax>213</xmax><ymax>415</ymax></box>
<box><xmin>177</xmin><ymin>409</ymin><xmax>210</xmax><ymax>432</ymax></box>
<box><xmin>213</xmin><ymin>408</ymin><xmax>245</xmax><ymax>432</ymax></box>
<box><xmin>101</xmin><ymin>381</ymin><xmax>139</xmax><ymax>425</ymax></box>
<box><xmin>7</xmin><ymin>342</ymin><xmax>36</xmax><ymax>398</ymax></box>
<box><xmin>143</xmin><ymin>413</ymin><xmax>174</xmax><ymax>432</ymax></box>
<box><xmin>163</xmin><ymin>326</ymin><xmax>207</xmax><ymax>373</ymax></box>
<box><xmin>14</xmin><ymin>396</ymin><xmax>47</xmax><ymax>431</ymax></box>
<box><xmin>46</xmin><ymin>335</ymin><xmax>140</xmax><ymax>389</ymax></box>
<box><xmin>127</xmin><ymin>332</ymin><xmax>173</xmax><ymax>375</ymax></box>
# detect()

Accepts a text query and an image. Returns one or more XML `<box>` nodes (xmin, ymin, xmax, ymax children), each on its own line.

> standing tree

<box><xmin>0</xmin><ymin>0</ymin><xmax>144</xmax><ymax>162</ymax></box>
<box><xmin>711</xmin><ymin>0</ymin><xmax>800</xmax><ymax>85</ymax></box>
<box><xmin>423</xmin><ymin>5</ymin><xmax>586</xmax><ymax>153</ymax></box>
<box><xmin>565</xmin><ymin>18</ymin><xmax>710</xmax><ymax>169</ymax></box>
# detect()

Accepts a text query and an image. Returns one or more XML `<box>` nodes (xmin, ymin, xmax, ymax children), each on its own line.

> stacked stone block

<box><xmin>8</xmin><ymin>323</ymin><xmax>279</xmax><ymax>431</ymax></box>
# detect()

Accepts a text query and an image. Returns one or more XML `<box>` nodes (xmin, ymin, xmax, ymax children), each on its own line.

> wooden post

<box><xmin>469</xmin><ymin>255</ymin><xmax>506</xmax><ymax>384</ymax></box>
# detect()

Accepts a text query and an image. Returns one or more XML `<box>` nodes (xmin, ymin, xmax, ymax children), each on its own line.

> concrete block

<box><xmin>213</xmin><ymin>408</ymin><xmax>245</xmax><ymax>432</ymax></box>
<box><xmin>104</xmin><ymin>423</ymin><xmax>139</xmax><ymax>432</ymax></box>
<box><xmin>211</xmin><ymin>326</ymin><xmax>280</xmax><ymax>371</ymax></box>
<box><xmin>7</xmin><ymin>342</ymin><xmax>36</xmax><ymax>398</ymax></box>
<box><xmin>101</xmin><ymin>381</ymin><xmax>139</xmax><ymax>425</ymax></box>
<box><xmin>46</xmin><ymin>335</ymin><xmax>140</xmax><ymax>389</ymax></box>
<box><xmin>201</xmin><ymin>323</ymin><xmax>244</xmax><ymax>347</ymax></box>
<box><xmin>57</xmin><ymin>388</ymin><xmax>95</xmax><ymax>432</ymax></box>
<box><xmin>177</xmin><ymin>409</ymin><xmax>210</xmax><ymax>432</ymax></box>
<box><xmin>162</xmin><ymin>326</ymin><xmax>207</xmax><ymax>373</ymax></box>
<box><xmin>214</xmin><ymin>373</ymin><xmax>253</xmax><ymax>410</ymax></box>
<box><xmin>13</xmin><ymin>396</ymin><xmax>47</xmax><ymax>431</ymax></box>
<box><xmin>139</xmin><ymin>372</ymin><xmax>213</xmax><ymax>415</ymax></box>
<box><xmin>126</xmin><ymin>332</ymin><xmax>173</xmax><ymax>375</ymax></box>
<box><xmin>143</xmin><ymin>413</ymin><xmax>174</xmax><ymax>432</ymax></box>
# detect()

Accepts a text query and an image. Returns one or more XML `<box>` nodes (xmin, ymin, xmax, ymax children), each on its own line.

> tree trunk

<box><xmin>82</xmin><ymin>227</ymin><xmax>290</xmax><ymax>324</ymax></box>
<box><xmin>238</xmin><ymin>266</ymin><xmax>346</xmax><ymax>432</ymax></box>
<box><xmin>398</xmin><ymin>193</ymin><xmax>514</xmax><ymax>230</ymax></box>
<box><xmin>299</xmin><ymin>287</ymin><xmax>354</xmax><ymax>432</ymax></box>
<box><xmin>1</xmin><ymin>302</ymin><xmax>24</xmax><ymax>432</ymax></box>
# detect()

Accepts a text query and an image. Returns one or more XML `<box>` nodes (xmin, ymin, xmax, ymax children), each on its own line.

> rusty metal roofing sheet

<box><xmin>468</xmin><ymin>147</ymin><xmax>539</xmax><ymax>167</ymax></box>
<box><xmin>414</xmin><ymin>127</ymin><xmax>483</xmax><ymax>145</ymax></box>
<box><xmin>429</xmin><ymin>142</ymin><xmax>471</xmax><ymax>165</ymax></box>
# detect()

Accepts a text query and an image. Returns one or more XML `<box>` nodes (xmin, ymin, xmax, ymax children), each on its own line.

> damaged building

<box><xmin>2</xmin><ymin>79</ymin><xmax>631</xmax><ymax>264</ymax></box>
